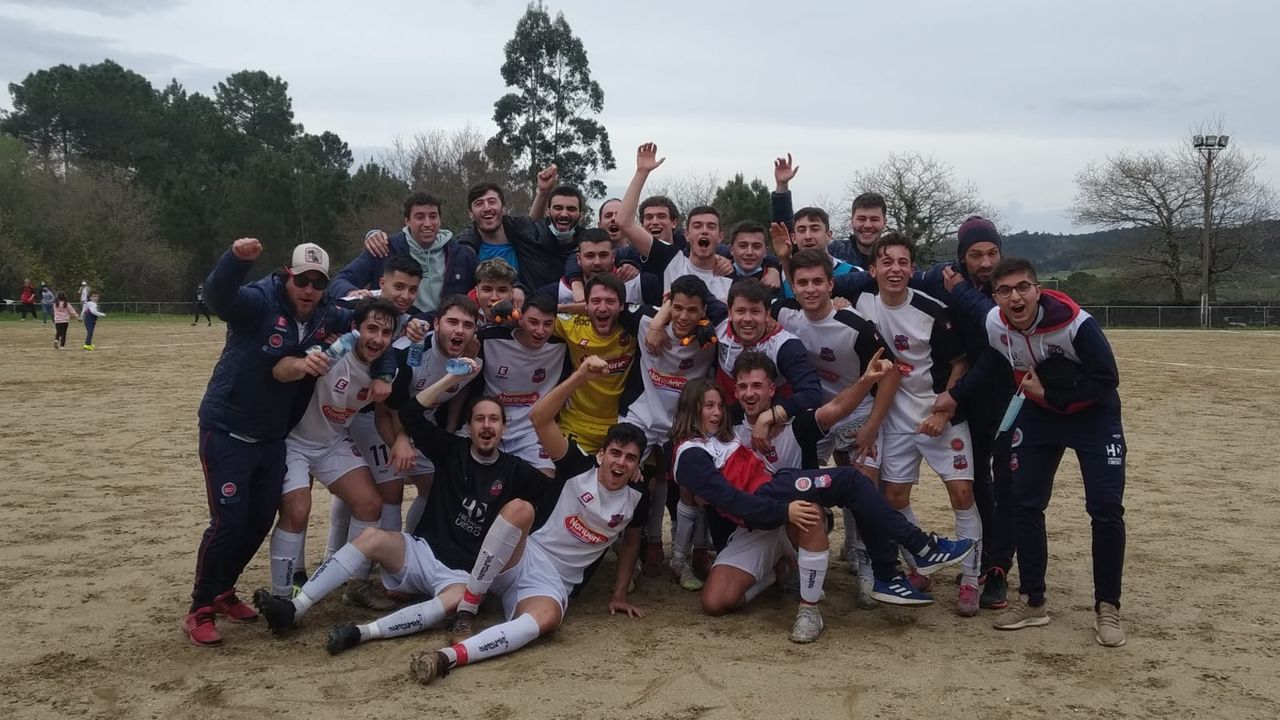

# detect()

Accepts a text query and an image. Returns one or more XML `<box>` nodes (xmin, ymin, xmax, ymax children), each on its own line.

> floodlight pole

<box><xmin>1193</xmin><ymin>134</ymin><xmax>1228</xmax><ymax>329</ymax></box>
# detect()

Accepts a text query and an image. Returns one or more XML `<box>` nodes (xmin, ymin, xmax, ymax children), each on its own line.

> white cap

<box><xmin>290</xmin><ymin>243</ymin><xmax>330</xmax><ymax>278</ymax></box>
<box><xmin>81</xmin><ymin>280</ymin><xmax>87</xmax><ymax>285</ymax></box>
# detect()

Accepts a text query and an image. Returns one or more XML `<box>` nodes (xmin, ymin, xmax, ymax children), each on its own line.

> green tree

<box><xmin>215</xmin><ymin>70</ymin><xmax>299</xmax><ymax>152</ymax></box>
<box><xmin>489</xmin><ymin>1</ymin><xmax>615</xmax><ymax>198</ymax></box>
<box><xmin>713</xmin><ymin>173</ymin><xmax>771</xmax><ymax>229</ymax></box>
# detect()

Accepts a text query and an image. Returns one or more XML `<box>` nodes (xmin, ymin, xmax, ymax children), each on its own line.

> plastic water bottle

<box><xmin>309</xmin><ymin>330</ymin><xmax>358</xmax><ymax>362</ymax></box>
<box><xmin>446</xmin><ymin>358</ymin><xmax>473</xmax><ymax>375</ymax></box>
<box><xmin>407</xmin><ymin>337</ymin><xmax>425</xmax><ymax>368</ymax></box>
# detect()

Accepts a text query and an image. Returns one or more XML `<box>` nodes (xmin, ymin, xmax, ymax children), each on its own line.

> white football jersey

<box><xmin>289</xmin><ymin>352</ymin><xmax>375</xmax><ymax>448</ymax></box>
<box><xmin>773</xmin><ymin>301</ymin><xmax>887</xmax><ymax>427</ymax></box>
<box><xmin>528</xmin><ymin>466</ymin><xmax>643</xmax><ymax>587</ymax></box>
<box><xmin>477</xmin><ymin>325</ymin><xmax>567</xmax><ymax>442</ymax></box>
<box><xmin>621</xmin><ymin>313</ymin><xmax>715</xmax><ymax>441</ymax></box>
<box><xmin>397</xmin><ymin>333</ymin><xmax>476</xmax><ymax>423</ymax></box>
<box><xmin>663</xmin><ymin>254</ymin><xmax>732</xmax><ymax>300</ymax></box>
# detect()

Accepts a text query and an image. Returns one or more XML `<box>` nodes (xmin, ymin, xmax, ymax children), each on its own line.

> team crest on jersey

<box><xmin>1011</xmin><ymin>428</ymin><xmax>1023</xmax><ymax>448</ymax></box>
<box><xmin>607</xmin><ymin>513</ymin><xmax>625</xmax><ymax>528</ymax></box>
<box><xmin>678</xmin><ymin>357</ymin><xmax>695</xmax><ymax>370</ymax></box>
<box><xmin>764</xmin><ymin>447</ymin><xmax>779</xmax><ymax>463</ymax></box>
<box><xmin>578</xmin><ymin>492</ymin><xmax>594</xmax><ymax>506</ymax></box>
<box><xmin>221</xmin><ymin>482</ymin><xmax>237</xmax><ymax>497</ymax></box>
<box><xmin>814</xmin><ymin>474</ymin><xmax>832</xmax><ymax>489</ymax></box>
<box><xmin>820</xmin><ymin>347</ymin><xmax>836</xmax><ymax>362</ymax></box>
<box><xmin>953</xmin><ymin>454</ymin><xmax>968</xmax><ymax>470</ymax></box>
<box><xmin>893</xmin><ymin>334</ymin><xmax>909</xmax><ymax>351</ymax></box>
<box><xmin>334</xmin><ymin>378</ymin><xmax>349</xmax><ymax>392</ymax></box>
<box><xmin>268</xmin><ymin>334</ymin><xmax>283</xmax><ymax>348</ymax></box>
<box><xmin>951</xmin><ymin>438</ymin><xmax>964</xmax><ymax>451</ymax></box>
<box><xmin>794</xmin><ymin>476</ymin><xmax>813</xmax><ymax>491</ymax></box>
<box><xmin>356</xmin><ymin>388</ymin><xmax>370</xmax><ymax>401</ymax></box>
<box><xmin>896</xmin><ymin>361</ymin><xmax>914</xmax><ymax>376</ymax></box>
<box><xmin>538</xmin><ymin>448</ymin><xmax>549</xmax><ymax>459</ymax></box>
<box><xmin>1009</xmin><ymin>452</ymin><xmax>1019</xmax><ymax>471</ymax></box>
<box><xmin>275</xmin><ymin>315</ymin><xmax>288</xmax><ymax>329</ymax></box>
<box><xmin>619</xmin><ymin>334</ymin><xmax>631</xmax><ymax>346</ymax></box>
<box><xmin>1046</xmin><ymin>344</ymin><xmax>1065</xmax><ymax>356</ymax></box>
<box><xmin>497</xmin><ymin>365</ymin><xmax>509</xmax><ymax>378</ymax></box>
<box><xmin>489</xmin><ymin>479</ymin><xmax>504</xmax><ymax>497</ymax></box>
<box><xmin>999</xmin><ymin>333</ymin><xmax>1009</xmax><ymax>345</ymax></box>
<box><xmin>532</xmin><ymin>368</ymin><xmax>546</xmax><ymax>382</ymax></box>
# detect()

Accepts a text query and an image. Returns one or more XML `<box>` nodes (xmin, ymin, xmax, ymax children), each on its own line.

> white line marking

<box><xmin>1116</xmin><ymin>356</ymin><xmax>1280</xmax><ymax>374</ymax></box>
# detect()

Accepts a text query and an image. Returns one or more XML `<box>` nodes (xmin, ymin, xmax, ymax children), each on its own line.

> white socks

<box><xmin>672</xmin><ymin>501</ymin><xmax>698</xmax><ymax>562</ymax></box>
<box><xmin>441</xmin><ymin>613</ymin><xmax>540</xmax><ymax>668</ymax></box>
<box><xmin>326</xmin><ymin>497</ymin><xmax>351</xmax><ymax>559</ymax></box>
<box><xmin>379</xmin><ymin>502</ymin><xmax>402</xmax><ymax>532</ymax></box>
<box><xmin>346</xmin><ymin>518</ymin><xmax>378</xmax><ymax>580</ymax></box>
<box><xmin>405</xmin><ymin>495</ymin><xmax>428</xmax><ymax>534</ymax></box>
<box><xmin>269</xmin><ymin>528</ymin><xmax>305</xmax><ymax>598</ymax></box>
<box><xmin>953</xmin><ymin>504</ymin><xmax>982</xmax><ymax>585</ymax></box>
<box><xmin>293</xmin><ymin>543</ymin><xmax>367</xmax><ymax>617</ymax></box>
<box><xmin>360</xmin><ymin>597</ymin><xmax>446</xmax><ymax>641</ymax></box>
<box><xmin>797</xmin><ymin>548</ymin><xmax>829</xmax><ymax>605</ymax></box>
<box><xmin>458</xmin><ymin>515</ymin><xmax>523</xmax><ymax>615</ymax></box>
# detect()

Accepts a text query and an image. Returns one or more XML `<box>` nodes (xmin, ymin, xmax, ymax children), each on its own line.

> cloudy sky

<box><xmin>2</xmin><ymin>0</ymin><xmax>1277</xmax><ymax>233</ymax></box>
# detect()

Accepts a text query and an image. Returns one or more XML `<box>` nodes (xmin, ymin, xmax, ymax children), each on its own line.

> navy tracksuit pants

<box><xmin>754</xmin><ymin>466</ymin><xmax>931</xmax><ymax>581</ymax></box>
<box><xmin>191</xmin><ymin>428</ymin><xmax>285</xmax><ymax>609</ymax></box>
<box><xmin>967</xmin><ymin>402</ymin><xmax>1015</xmax><ymax>574</ymax></box>
<box><xmin>1008</xmin><ymin>403</ymin><xmax>1126</xmax><ymax>610</ymax></box>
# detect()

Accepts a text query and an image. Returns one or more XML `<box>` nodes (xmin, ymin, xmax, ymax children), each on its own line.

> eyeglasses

<box><xmin>290</xmin><ymin>273</ymin><xmax>329</xmax><ymax>291</ymax></box>
<box><xmin>993</xmin><ymin>281</ymin><xmax>1040</xmax><ymax>299</ymax></box>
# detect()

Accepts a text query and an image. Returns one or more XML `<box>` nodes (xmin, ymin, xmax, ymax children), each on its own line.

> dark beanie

<box><xmin>957</xmin><ymin>216</ymin><xmax>1001</xmax><ymax>261</ymax></box>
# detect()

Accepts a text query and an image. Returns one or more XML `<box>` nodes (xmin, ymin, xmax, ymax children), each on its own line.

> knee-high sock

<box><xmin>379</xmin><ymin>502</ymin><xmax>403</xmax><ymax>533</ymax></box>
<box><xmin>360</xmin><ymin>597</ymin><xmax>446</xmax><ymax>641</ymax></box>
<box><xmin>797</xmin><ymin>548</ymin><xmax>829</xmax><ymax>605</ymax></box>
<box><xmin>441</xmin><ymin>613</ymin><xmax>541</xmax><ymax>669</ymax></box>
<box><xmin>672</xmin><ymin>501</ymin><xmax>698</xmax><ymax>562</ymax></box>
<box><xmin>693</xmin><ymin>508</ymin><xmax>710</xmax><ymax>550</ymax></box>
<box><xmin>954</xmin><ymin>505</ymin><xmax>982</xmax><ymax>584</ymax></box>
<box><xmin>405</xmin><ymin>495</ymin><xmax>428</xmax><ymax>534</ymax></box>
<box><xmin>896</xmin><ymin>504</ymin><xmax>919</xmax><ymax>570</ymax></box>
<box><xmin>293</xmin><ymin>543</ymin><xmax>367</xmax><ymax>617</ymax></box>
<box><xmin>269</xmin><ymin>528</ymin><xmax>305</xmax><ymax>598</ymax></box>
<box><xmin>458</xmin><ymin>515</ymin><xmax>523</xmax><ymax>614</ymax></box>
<box><xmin>345</xmin><ymin>518</ymin><xmax>378</xmax><ymax>580</ymax></box>
<box><xmin>645</xmin><ymin>481</ymin><xmax>667</xmax><ymax>542</ymax></box>
<box><xmin>327</xmin><ymin>497</ymin><xmax>351</xmax><ymax>559</ymax></box>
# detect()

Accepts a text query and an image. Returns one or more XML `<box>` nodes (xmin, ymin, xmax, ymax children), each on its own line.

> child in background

<box><xmin>52</xmin><ymin>291</ymin><xmax>79</xmax><ymax>350</ymax></box>
<box><xmin>470</xmin><ymin>258</ymin><xmax>518</xmax><ymax>326</ymax></box>
<box><xmin>83</xmin><ymin>291</ymin><xmax>107</xmax><ymax>350</ymax></box>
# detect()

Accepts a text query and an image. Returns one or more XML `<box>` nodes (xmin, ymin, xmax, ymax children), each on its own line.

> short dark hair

<box><xmin>354</xmin><ymin>297</ymin><xmax>401</xmax><ymax>327</ymax></box>
<box><xmin>686</xmin><ymin>205</ymin><xmax>720</xmax><ymax>225</ymax></box>
<box><xmin>991</xmin><ymin>257</ymin><xmax>1039</xmax><ymax>284</ymax></box>
<box><xmin>789</xmin><ymin>249</ymin><xmax>834</xmax><ymax>280</ymax></box>
<box><xmin>584</xmin><ymin>273</ymin><xmax>626</xmax><ymax>303</ymax></box>
<box><xmin>669</xmin><ymin>274</ymin><xmax>710</xmax><ymax>307</ymax></box>
<box><xmin>640</xmin><ymin>195</ymin><xmax>679</xmax><ymax>221</ymax></box>
<box><xmin>549</xmin><ymin>184</ymin><xmax>584</xmax><ymax>207</ymax></box>
<box><xmin>852</xmin><ymin>192</ymin><xmax>887</xmax><ymax>215</ymax></box>
<box><xmin>467</xmin><ymin>182</ymin><xmax>506</xmax><ymax>207</ymax></box>
<box><xmin>732</xmin><ymin>350</ymin><xmax>779</xmax><ymax>382</ymax></box>
<box><xmin>870</xmin><ymin>231</ymin><xmax>915</xmax><ymax>262</ymax></box>
<box><xmin>437</xmin><ymin>294</ymin><xmax>481</xmax><ymax>322</ymax></box>
<box><xmin>474</xmin><ymin>258</ymin><xmax>517</xmax><ymax>285</ymax></box>
<box><xmin>794</xmin><ymin>207</ymin><xmax>830</xmax><ymax>230</ymax></box>
<box><xmin>403</xmin><ymin>192</ymin><xmax>442</xmax><ymax>219</ymax></box>
<box><xmin>602</xmin><ymin>422</ymin><xmax>647</xmax><ymax>457</ymax></box>
<box><xmin>729</xmin><ymin>220</ymin><xmax>766</xmax><ymax>244</ymax></box>
<box><xmin>464</xmin><ymin>395</ymin><xmax>508</xmax><ymax>424</ymax></box>
<box><xmin>578</xmin><ymin>228</ymin><xmax>612</xmax><ymax>247</ymax></box>
<box><xmin>521</xmin><ymin>293</ymin><xmax>558</xmax><ymax>317</ymax></box>
<box><xmin>727</xmin><ymin>278</ymin><xmax>773</xmax><ymax>309</ymax></box>
<box><xmin>382</xmin><ymin>254</ymin><xmax>423</xmax><ymax>279</ymax></box>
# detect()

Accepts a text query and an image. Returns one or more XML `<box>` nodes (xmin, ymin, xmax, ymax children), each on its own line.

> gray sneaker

<box><xmin>342</xmin><ymin>580</ymin><xmax>396</xmax><ymax>611</ymax></box>
<box><xmin>789</xmin><ymin>604</ymin><xmax>824</xmax><ymax>643</ymax></box>
<box><xmin>1095</xmin><ymin>602</ymin><xmax>1126</xmax><ymax>647</ymax></box>
<box><xmin>992</xmin><ymin>595</ymin><xmax>1050</xmax><ymax>630</ymax></box>
<box><xmin>855</xmin><ymin>576</ymin><xmax>879</xmax><ymax>610</ymax></box>
<box><xmin>670</xmin><ymin>558</ymin><xmax>704</xmax><ymax>592</ymax></box>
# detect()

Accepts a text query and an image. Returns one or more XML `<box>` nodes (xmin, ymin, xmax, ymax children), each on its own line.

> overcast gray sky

<box><xmin>2</xmin><ymin>0</ymin><xmax>1277</xmax><ymax>233</ymax></box>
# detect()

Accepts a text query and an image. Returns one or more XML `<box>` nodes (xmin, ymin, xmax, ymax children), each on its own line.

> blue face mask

<box><xmin>548</xmin><ymin>223</ymin><xmax>576</xmax><ymax>242</ymax></box>
<box><xmin>997</xmin><ymin>392</ymin><xmax>1024</xmax><ymax>434</ymax></box>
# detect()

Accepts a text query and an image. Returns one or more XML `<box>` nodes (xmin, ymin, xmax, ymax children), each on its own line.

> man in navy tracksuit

<box><xmin>185</xmin><ymin>239</ymin><xmax>396</xmax><ymax>647</ymax></box>
<box><xmin>945</xmin><ymin>257</ymin><xmax>1127</xmax><ymax>647</ymax></box>
<box><xmin>330</xmin><ymin>192</ymin><xmax>477</xmax><ymax>320</ymax></box>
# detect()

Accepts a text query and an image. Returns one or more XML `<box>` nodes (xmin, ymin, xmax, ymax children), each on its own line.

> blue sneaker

<box><xmin>911</xmin><ymin>534</ymin><xmax>975</xmax><ymax>577</ymax></box>
<box><xmin>871</xmin><ymin>575</ymin><xmax>934</xmax><ymax>606</ymax></box>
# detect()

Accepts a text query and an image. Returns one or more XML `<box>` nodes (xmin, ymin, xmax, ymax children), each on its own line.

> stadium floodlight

<box><xmin>1218</xmin><ymin>135</ymin><xmax>1230</xmax><ymax>147</ymax></box>
<box><xmin>1193</xmin><ymin>132</ymin><xmax>1230</xmax><ymax>328</ymax></box>
<box><xmin>1193</xmin><ymin>135</ymin><xmax>1205</xmax><ymax>147</ymax></box>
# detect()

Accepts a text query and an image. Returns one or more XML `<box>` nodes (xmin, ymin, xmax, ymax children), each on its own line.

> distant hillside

<box><xmin>996</xmin><ymin>222</ymin><xmax>1280</xmax><ymax>274</ymax></box>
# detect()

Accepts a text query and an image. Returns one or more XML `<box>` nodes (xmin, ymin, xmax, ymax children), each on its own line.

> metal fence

<box><xmin>1078</xmin><ymin>305</ymin><xmax>1277</xmax><ymax>329</ymax></box>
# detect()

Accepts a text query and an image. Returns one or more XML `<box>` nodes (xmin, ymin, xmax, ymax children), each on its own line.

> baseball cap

<box><xmin>290</xmin><ymin>243</ymin><xmax>330</xmax><ymax>278</ymax></box>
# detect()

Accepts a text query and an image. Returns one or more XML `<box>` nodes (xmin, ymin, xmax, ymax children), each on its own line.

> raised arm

<box><xmin>204</xmin><ymin>238</ymin><xmax>268</xmax><ymax>325</ymax></box>
<box><xmin>530</xmin><ymin>355</ymin><xmax>609</xmax><ymax>463</ymax></box>
<box><xmin>529</xmin><ymin>165</ymin><xmax>558</xmax><ymax>220</ymax></box>
<box><xmin>617</xmin><ymin>143</ymin><xmax>665</xmax><ymax>258</ymax></box>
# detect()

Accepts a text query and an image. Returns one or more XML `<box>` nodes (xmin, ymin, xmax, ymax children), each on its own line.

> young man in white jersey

<box><xmin>843</xmin><ymin>232</ymin><xmax>982</xmax><ymax>616</ymax></box>
<box><xmin>406</xmin><ymin>356</ymin><xmax>650</xmax><ymax>685</ymax></box>
<box><xmin>539</xmin><ymin>228</ymin><xmax>660</xmax><ymax>310</ymax></box>
<box><xmin>617</xmin><ymin>142</ymin><xmax>735</xmax><ymax>300</ymax></box>
<box><xmin>265</xmin><ymin>299</ymin><xmax>401</xmax><ymax>608</ymax></box>
<box><xmin>391</xmin><ymin>295</ymin><xmax>483</xmax><ymax>533</ymax></box>
<box><xmin>616</xmin><ymin>273</ymin><xmax>719</xmax><ymax>580</ymax></box>
<box><xmin>474</xmin><ymin>293</ymin><xmax>568</xmax><ymax>476</ymax></box>
<box><xmin>253</xmin><ymin>362</ymin><xmax>555</xmax><ymax>651</ymax></box>
<box><xmin>771</xmin><ymin>248</ymin><xmax>899</xmax><ymax>606</ymax></box>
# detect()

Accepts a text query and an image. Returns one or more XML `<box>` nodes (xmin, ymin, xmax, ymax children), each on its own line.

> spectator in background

<box><xmin>18</xmin><ymin>279</ymin><xmax>37</xmax><ymax>320</ymax></box>
<box><xmin>79</xmin><ymin>281</ymin><xmax>90</xmax><ymax>311</ymax></box>
<box><xmin>41</xmin><ymin>283</ymin><xmax>54</xmax><ymax>325</ymax></box>
<box><xmin>193</xmin><ymin>282</ymin><xmax>212</xmax><ymax>326</ymax></box>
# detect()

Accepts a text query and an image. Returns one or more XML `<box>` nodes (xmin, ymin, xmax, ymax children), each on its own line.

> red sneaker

<box><xmin>907</xmin><ymin>570</ymin><xmax>933</xmax><ymax>593</ymax></box>
<box><xmin>212</xmin><ymin>589</ymin><xmax>258</xmax><ymax>623</ymax></box>
<box><xmin>641</xmin><ymin>541</ymin><xmax>666</xmax><ymax>578</ymax></box>
<box><xmin>182</xmin><ymin>607</ymin><xmax>222</xmax><ymax>647</ymax></box>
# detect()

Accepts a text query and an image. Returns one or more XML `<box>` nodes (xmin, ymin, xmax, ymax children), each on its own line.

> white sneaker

<box><xmin>670</xmin><ymin>558</ymin><xmax>703</xmax><ymax>591</ymax></box>
<box><xmin>790</xmin><ymin>604</ymin><xmax>824</xmax><ymax>643</ymax></box>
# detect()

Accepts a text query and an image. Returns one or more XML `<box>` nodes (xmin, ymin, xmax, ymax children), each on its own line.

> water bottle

<box><xmin>407</xmin><ymin>337</ymin><xmax>425</xmax><ymax>368</ymax></box>
<box><xmin>446</xmin><ymin>357</ymin><xmax>473</xmax><ymax>375</ymax></box>
<box><xmin>309</xmin><ymin>329</ymin><xmax>358</xmax><ymax>362</ymax></box>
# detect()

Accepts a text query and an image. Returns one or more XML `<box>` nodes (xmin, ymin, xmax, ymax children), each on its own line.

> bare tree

<box><xmin>645</xmin><ymin>171</ymin><xmax>721</xmax><ymax>220</ymax></box>
<box><xmin>847</xmin><ymin>152</ymin><xmax>991</xmax><ymax>262</ymax></box>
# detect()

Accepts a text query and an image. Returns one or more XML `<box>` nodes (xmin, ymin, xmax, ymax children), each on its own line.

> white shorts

<box><xmin>878</xmin><ymin>420</ymin><xmax>974</xmax><ymax>484</ymax></box>
<box><xmin>283</xmin><ymin>438</ymin><xmax>367</xmax><ymax>494</ymax></box>
<box><xmin>382</xmin><ymin>534</ymin><xmax>470</xmax><ymax>597</ymax></box>
<box><xmin>502</xmin><ymin>430</ymin><xmax>554</xmax><ymax>471</ymax></box>
<box><xmin>491</xmin><ymin>540</ymin><xmax>569</xmax><ymax>623</ymax></box>
<box><xmin>346</xmin><ymin>412</ymin><xmax>402</xmax><ymax>485</ymax></box>
<box><xmin>712</xmin><ymin>526</ymin><xmax>796</xmax><ymax>582</ymax></box>
<box><xmin>410</xmin><ymin>449</ymin><xmax>436</xmax><ymax>479</ymax></box>
<box><xmin>619</xmin><ymin>410</ymin><xmax>669</xmax><ymax>459</ymax></box>
<box><xmin>816</xmin><ymin>407</ymin><xmax>882</xmax><ymax>470</ymax></box>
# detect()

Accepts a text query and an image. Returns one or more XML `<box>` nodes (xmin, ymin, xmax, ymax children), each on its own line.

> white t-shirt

<box><xmin>289</xmin><ymin>352</ymin><xmax>375</xmax><ymax>448</ymax></box>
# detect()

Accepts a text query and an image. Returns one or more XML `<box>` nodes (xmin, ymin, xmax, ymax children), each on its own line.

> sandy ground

<box><xmin>1</xmin><ymin>318</ymin><xmax>1278</xmax><ymax>720</ymax></box>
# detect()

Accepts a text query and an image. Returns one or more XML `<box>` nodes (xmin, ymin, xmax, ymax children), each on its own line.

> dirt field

<box><xmin>1</xmin><ymin>318</ymin><xmax>1277</xmax><ymax>720</ymax></box>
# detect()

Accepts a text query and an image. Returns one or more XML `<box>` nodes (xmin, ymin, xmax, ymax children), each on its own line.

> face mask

<box><xmin>997</xmin><ymin>392</ymin><xmax>1024</xmax><ymax>434</ymax></box>
<box><xmin>548</xmin><ymin>223</ymin><xmax>576</xmax><ymax>242</ymax></box>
